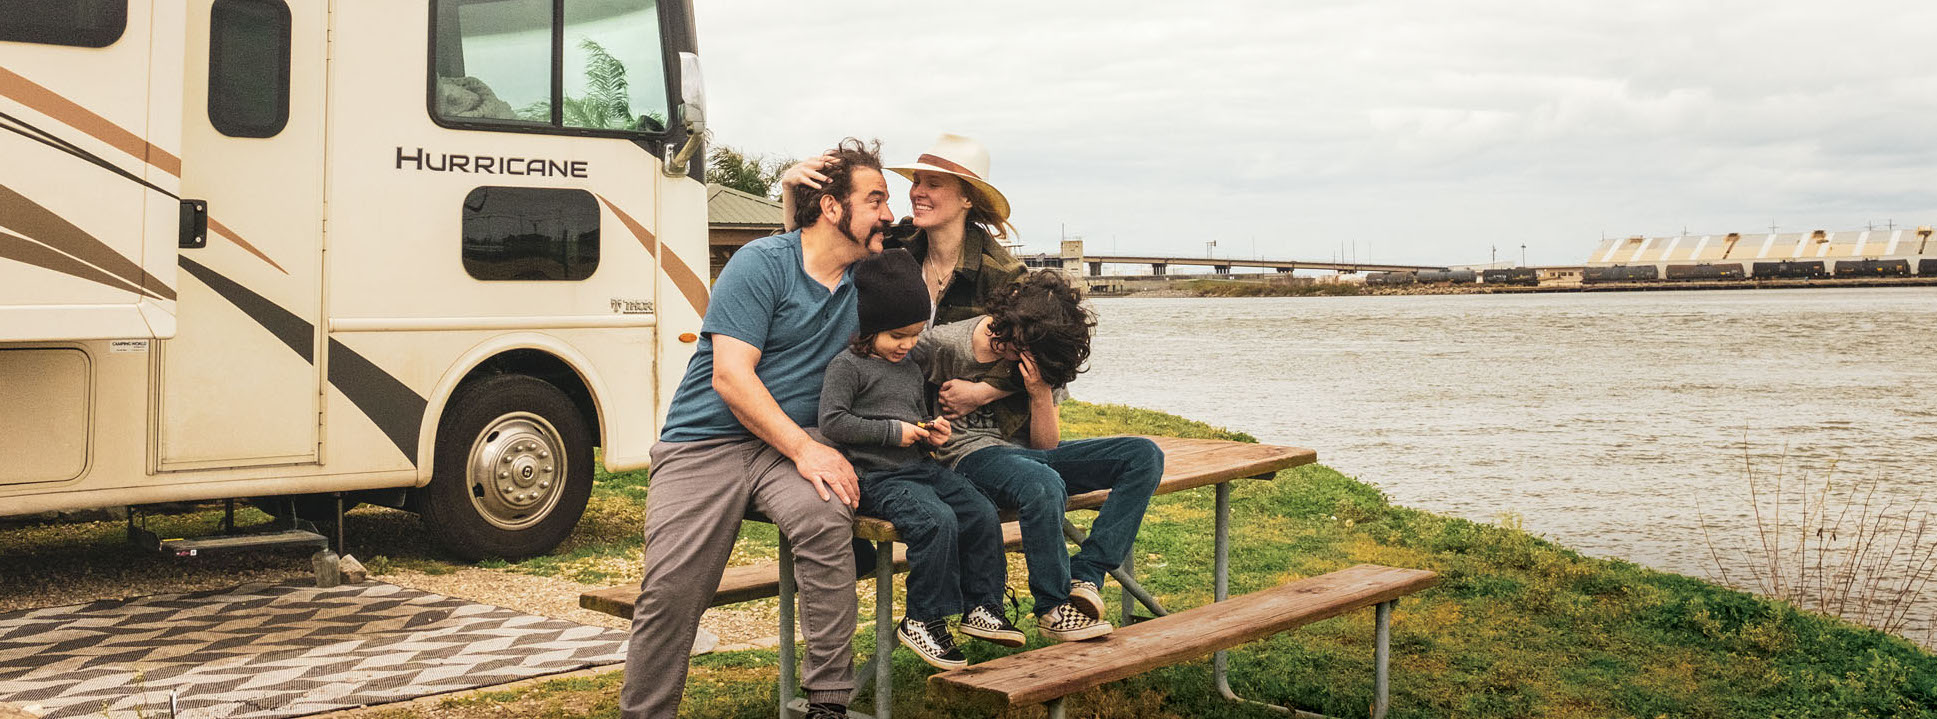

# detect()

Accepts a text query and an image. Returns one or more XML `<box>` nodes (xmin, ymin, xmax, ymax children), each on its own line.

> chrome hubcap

<box><xmin>466</xmin><ymin>412</ymin><xmax>565</xmax><ymax>531</ymax></box>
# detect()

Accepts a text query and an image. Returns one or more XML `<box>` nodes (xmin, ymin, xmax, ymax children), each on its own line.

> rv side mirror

<box><xmin>663</xmin><ymin>52</ymin><xmax>706</xmax><ymax>177</ymax></box>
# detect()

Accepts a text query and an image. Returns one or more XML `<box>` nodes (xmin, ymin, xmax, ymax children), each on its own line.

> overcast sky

<box><xmin>694</xmin><ymin>1</ymin><xmax>1937</xmax><ymax>267</ymax></box>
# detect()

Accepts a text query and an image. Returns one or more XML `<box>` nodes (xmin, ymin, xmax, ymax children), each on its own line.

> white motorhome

<box><xmin>0</xmin><ymin>0</ymin><xmax>708</xmax><ymax>559</ymax></box>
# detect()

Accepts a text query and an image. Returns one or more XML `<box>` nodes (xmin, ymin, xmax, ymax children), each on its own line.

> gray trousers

<box><xmin>620</xmin><ymin>435</ymin><xmax>857</xmax><ymax>718</ymax></box>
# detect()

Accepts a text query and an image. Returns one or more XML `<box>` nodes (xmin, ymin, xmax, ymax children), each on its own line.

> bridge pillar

<box><xmin>1088</xmin><ymin>261</ymin><xmax>1102</xmax><ymax>276</ymax></box>
<box><xmin>1213</xmin><ymin>265</ymin><xmax>1231</xmax><ymax>275</ymax></box>
<box><xmin>1276</xmin><ymin>267</ymin><xmax>1293</xmax><ymax>273</ymax></box>
<box><xmin>1152</xmin><ymin>263</ymin><xmax>1167</xmax><ymax>276</ymax></box>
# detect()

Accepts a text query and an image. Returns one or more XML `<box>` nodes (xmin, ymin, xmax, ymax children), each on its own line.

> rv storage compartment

<box><xmin>0</xmin><ymin>349</ymin><xmax>90</xmax><ymax>486</ymax></box>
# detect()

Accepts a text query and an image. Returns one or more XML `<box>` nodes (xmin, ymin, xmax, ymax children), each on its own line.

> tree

<box><xmin>707</xmin><ymin>145</ymin><xmax>791</xmax><ymax>199</ymax></box>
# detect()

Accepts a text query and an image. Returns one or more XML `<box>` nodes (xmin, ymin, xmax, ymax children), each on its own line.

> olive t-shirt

<box><xmin>917</xmin><ymin>318</ymin><xmax>1064</xmax><ymax>467</ymax></box>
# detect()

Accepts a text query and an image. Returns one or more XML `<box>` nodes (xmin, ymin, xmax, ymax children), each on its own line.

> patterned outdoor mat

<box><xmin>0</xmin><ymin>581</ymin><xmax>626</xmax><ymax>719</ymax></box>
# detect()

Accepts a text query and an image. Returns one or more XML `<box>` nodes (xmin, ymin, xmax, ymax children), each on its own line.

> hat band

<box><xmin>917</xmin><ymin>153</ymin><xmax>982</xmax><ymax>180</ymax></box>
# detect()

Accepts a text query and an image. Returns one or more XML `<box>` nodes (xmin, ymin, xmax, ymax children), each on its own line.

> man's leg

<box><xmin>621</xmin><ymin>439</ymin><xmax>756</xmax><ymax>719</ymax></box>
<box><xmin>1039</xmin><ymin>437</ymin><xmax>1166</xmax><ymax>588</ymax></box>
<box><xmin>859</xmin><ymin>466</ymin><xmax>963</xmax><ymax>622</ymax></box>
<box><xmin>748</xmin><ymin>444</ymin><xmax>858</xmax><ymax>706</ymax></box>
<box><xmin>956</xmin><ymin>447</ymin><xmax>1070</xmax><ymax>614</ymax></box>
<box><xmin>925</xmin><ymin>463</ymin><xmax>1008</xmax><ymax>609</ymax></box>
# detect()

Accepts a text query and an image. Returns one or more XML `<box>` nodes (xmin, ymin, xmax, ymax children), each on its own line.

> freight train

<box><xmin>1582</xmin><ymin>259</ymin><xmax>1931</xmax><ymax>284</ymax></box>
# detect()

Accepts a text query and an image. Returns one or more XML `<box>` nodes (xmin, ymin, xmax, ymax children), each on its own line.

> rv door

<box><xmin>0</xmin><ymin>4</ymin><xmax>186</xmax><ymax>342</ymax></box>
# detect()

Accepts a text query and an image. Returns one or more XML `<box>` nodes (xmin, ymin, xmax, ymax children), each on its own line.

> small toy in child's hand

<box><xmin>916</xmin><ymin>421</ymin><xmax>935</xmax><ymax>430</ymax></box>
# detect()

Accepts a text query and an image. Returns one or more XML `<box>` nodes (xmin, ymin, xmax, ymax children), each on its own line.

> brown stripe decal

<box><xmin>916</xmin><ymin>153</ymin><xmax>980</xmax><ymax>179</ymax></box>
<box><xmin>0</xmin><ymin>229</ymin><xmax>153</xmax><ymax>297</ymax></box>
<box><xmin>207</xmin><ymin>217</ymin><xmax>289</xmax><ymax>275</ymax></box>
<box><xmin>596</xmin><ymin>195</ymin><xmax>709</xmax><ymax>317</ymax></box>
<box><xmin>0</xmin><ymin>65</ymin><xmax>181</xmax><ymax>177</ymax></box>
<box><xmin>0</xmin><ymin>183</ymin><xmax>175</xmax><ymax>300</ymax></box>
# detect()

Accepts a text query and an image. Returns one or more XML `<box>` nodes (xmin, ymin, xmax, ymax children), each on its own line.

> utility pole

<box><xmin>1520</xmin><ymin>243</ymin><xmax>1527</xmax><ymax>268</ymax></box>
<box><xmin>1491</xmin><ymin>244</ymin><xmax>1497</xmax><ymax>267</ymax></box>
<box><xmin>1205</xmin><ymin>239</ymin><xmax>1217</xmax><ymax>258</ymax></box>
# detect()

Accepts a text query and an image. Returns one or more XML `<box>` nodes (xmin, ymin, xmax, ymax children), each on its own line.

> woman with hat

<box><xmin>782</xmin><ymin>133</ymin><xmax>1026</xmax><ymax>325</ymax></box>
<box><xmin>782</xmin><ymin>133</ymin><xmax>1027</xmax><ymax>416</ymax></box>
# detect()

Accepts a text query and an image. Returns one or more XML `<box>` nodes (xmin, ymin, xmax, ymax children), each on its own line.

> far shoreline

<box><xmin>1088</xmin><ymin>276</ymin><xmax>1937</xmax><ymax>299</ymax></box>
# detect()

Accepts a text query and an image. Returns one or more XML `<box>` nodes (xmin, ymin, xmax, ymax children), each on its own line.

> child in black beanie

<box><xmin>818</xmin><ymin>249</ymin><xmax>1022</xmax><ymax>669</ymax></box>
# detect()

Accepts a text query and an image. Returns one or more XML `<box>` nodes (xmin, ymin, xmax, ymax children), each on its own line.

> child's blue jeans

<box><xmin>954</xmin><ymin>437</ymin><xmax>1165</xmax><ymax>615</ymax></box>
<box><xmin>857</xmin><ymin>461</ymin><xmax>1008</xmax><ymax>622</ymax></box>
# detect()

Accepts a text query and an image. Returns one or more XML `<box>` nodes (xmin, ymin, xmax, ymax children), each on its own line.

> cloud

<box><xmin>696</xmin><ymin>1</ymin><xmax>1937</xmax><ymax>265</ymax></box>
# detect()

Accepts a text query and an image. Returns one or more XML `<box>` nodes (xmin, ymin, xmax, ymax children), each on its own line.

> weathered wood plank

<box><xmin>929</xmin><ymin>564</ymin><xmax>1438</xmax><ymax>707</ymax></box>
<box><xmin>580</xmin><ymin>525</ymin><xmax>1027</xmax><ymax>619</ymax></box>
<box><xmin>854</xmin><ymin>437</ymin><xmax>1315</xmax><ymax>541</ymax></box>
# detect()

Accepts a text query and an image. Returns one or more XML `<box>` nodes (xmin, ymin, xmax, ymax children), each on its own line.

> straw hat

<box><xmin>886</xmin><ymin>133</ymin><xmax>1011</xmax><ymax>221</ymax></box>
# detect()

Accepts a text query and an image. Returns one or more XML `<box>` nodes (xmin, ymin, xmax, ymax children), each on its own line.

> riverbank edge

<box><xmin>339</xmin><ymin>401</ymin><xmax>1937</xmax><ymax>719</ymax></box>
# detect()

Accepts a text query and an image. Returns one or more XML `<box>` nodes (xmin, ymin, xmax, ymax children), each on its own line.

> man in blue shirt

<box><xmin>622</xmin><ymin>139</ymin><xmax>893</xmax><ymax>719</ymax></box>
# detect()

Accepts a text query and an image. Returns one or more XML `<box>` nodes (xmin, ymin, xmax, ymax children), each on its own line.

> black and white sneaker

<box><xmin>959</xmin><ymin>604</ymin><xmax>1026</xmax><ymax>647</ymax></box>
<box><xmin>1068</xmin><ymin>579</ymin><xmax>1105</xmax><ymax>619</ymax></box>
<box><xmin>897</xmin><ymin>617</ymin><xmax>967</xmax><ymax>669</ymax></box>
<box><xmin>1038</xmin><ymin>603</ymin><xmax>1114</xmax><ymax>642</ymax></box>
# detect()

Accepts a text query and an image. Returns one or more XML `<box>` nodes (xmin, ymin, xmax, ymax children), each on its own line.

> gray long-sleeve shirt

<box><xmin>817</xmin><ymin>346</ymin><xmax>933</xmax><ymax>474</ymax></box>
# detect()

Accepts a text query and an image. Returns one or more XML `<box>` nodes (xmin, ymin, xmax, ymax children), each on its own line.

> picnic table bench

<box><xmin>581</xmin><ymin>436</ymin><xmax>1437</xmax><ymax>719</ymax></box>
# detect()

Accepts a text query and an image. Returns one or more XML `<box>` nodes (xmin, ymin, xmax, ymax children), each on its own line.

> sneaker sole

<box><xmin>1068</xmin><ymin>585</ymin><xmax>1106</xmax><ymax>619</ymax></box>
<box><xmin>960</xmin><ymin>624</ymin><xmax>1027</xmax><ymax>648</ymax></box>
<box><xmin>896</xmin><ymin>627</ymin><xmax>967</xmax><ymax>669</ymax></box>
<box><xmin>1040</xmin><ymin>621</ymin><xmax>1114</xmax><ymax>642</ymax></box>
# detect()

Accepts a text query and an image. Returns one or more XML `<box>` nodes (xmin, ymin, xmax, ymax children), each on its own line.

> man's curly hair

<box><xmin>788</xmin><ymin>137</ymin><xmax>884</xmax><ymax>230</ymax></box>
<box><xmin>983</xmin><ymin>270</ymin><xmax>1095</xmax><ymax>388</ymax></box>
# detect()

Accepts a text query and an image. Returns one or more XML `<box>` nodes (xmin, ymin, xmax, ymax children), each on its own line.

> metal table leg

<box><xmin>1060</xmin><ymin>518</ymin><xmax>1168</xmax><ymax>617</ymax></box>
<box><xmin>1120</xmin><ymin>544</ymin><xmax>1136</xmax><ymax>625</ymax></box>
<box><xmin>1374</xmin><ymin>600</ymin><xmax>1392</xmax><ymax>719</ymax></box>
<box><xmin>874</xmin><ymin>539</ymin><xmax>894</xmax><ymax>719</ymax></box>
<box><xmin>777</xmin><ymin>534</ymin><xmax>797</xmax><ymax>719</ymax></box>
<box><xmin>1211</xmin><ymin>482</ymin><xmax>1325</xmax><ymax>718</ymax></box>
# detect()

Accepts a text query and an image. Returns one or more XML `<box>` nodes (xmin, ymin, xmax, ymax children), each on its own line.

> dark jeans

<box><xmin>858</xmin><ymin>461</ymin><xmax>1007</xmax><ymax>622</ymax></box>
<box><xmin>955</xmin><ymin>437</ymin><xmax>1164</xmax><ymax>615</ymax></box>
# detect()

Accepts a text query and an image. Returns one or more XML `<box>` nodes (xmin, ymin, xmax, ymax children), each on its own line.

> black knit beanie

<box><xmin>853</xmin><ymin>249</ymin><xmax>931</xmax><ymax>334</ymax></box>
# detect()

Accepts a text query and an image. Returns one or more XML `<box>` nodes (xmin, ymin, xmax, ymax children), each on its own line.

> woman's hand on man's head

<box><xmin>780</xmin><ymin>154</ymin><xmax>836</xmax><ymax>191</ymax></box>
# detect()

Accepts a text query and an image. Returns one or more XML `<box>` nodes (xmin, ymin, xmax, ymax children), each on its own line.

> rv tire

<box><xmin>422</xmin><ymin>374</ymin><xmax>593</xmax><ymax>561</ymax></box>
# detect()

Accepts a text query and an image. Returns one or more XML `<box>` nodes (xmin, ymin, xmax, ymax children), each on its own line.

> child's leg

<box><xmin>922</xmin><ymin>463</ymin><xmax>1008</xmax><ymax>610</ymax></box>
<box><xmin>858</xmin><ymin>465</ymin><xmax>964</xmax><ymax>622</ymax></box>
<box><xmin>1037</xmin><ymin>437</ymin><xmax>1166</xmax><ymax>589</ymax></box>
<box><xmin>955</xmin><ymin>446</ymin><xmax>1070</xmax><ymax>614</ymax></box>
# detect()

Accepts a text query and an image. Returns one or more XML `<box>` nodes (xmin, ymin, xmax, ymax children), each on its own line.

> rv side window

<box><xmin>431</xmin><ymin>0</ymin><xmax>672</xmax><ymax>135</ymax></box>
<box><xmin>0</xmin><ymin>0</ymin><xmax>126</xmax><ymax>47</ymax></box>
<box><xmin>208</xmin><ymin>0</ymin><xmax>291</xmax><ymax>138</ymax></box>
<box><xmin>462</xmin><ymin>187</ymin><xmax>601</xmax><ymax>281</ymax></box>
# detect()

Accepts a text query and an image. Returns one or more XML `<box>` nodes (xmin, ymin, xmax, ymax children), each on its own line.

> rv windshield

<box><xmin>431</xmin><ymin>0</ymin><xmax>671</xmax><ymax>135</ymax></box>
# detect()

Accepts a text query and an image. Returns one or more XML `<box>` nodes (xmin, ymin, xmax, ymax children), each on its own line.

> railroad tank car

<box><xmin>1663</xmin><ymin>263</ymin><xmax>1746</xmax><ymax>281</ymax></box>
<box><xmin>1415</xmin><ymin>270</ymin><xmax>1476</xmax><ymax>284</ymax></box>
<box><xmin>1833</xmin><ymin>259</ymin><xmax>1911</xmax><ymax>278</ymax></box>
<box><xmin>1582</xmin><ymin>265</ymin><xmax>1658</xmax><ymax>283</ymax></box>
<box><xmin>1480</xmin><ymin>268</ymin><xmax>1539</xmax><ymax>286</ymax></box>
<box><xmin>1366</xmin><ymin>271</ymin><xmax>1417</xmax><ymax>286</ymax></box>
<box><xmin>1921</xmin><ymin>259</ymin><xmax>1937</xmax><ymax>276</ymax></box>
<box><xmin>1751</xmin><ymin>260</ymin><xmax>1827</xmax><ymax>279</ymax></box>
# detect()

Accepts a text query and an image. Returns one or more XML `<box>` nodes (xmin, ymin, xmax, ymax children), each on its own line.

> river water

<box><xmin>1078</xmin><ymin>287</ymin><xmax>1937</xmax><ymax>631</ymax></box>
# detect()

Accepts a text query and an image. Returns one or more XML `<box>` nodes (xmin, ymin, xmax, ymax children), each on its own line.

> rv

<box><xmin>0</xmin><ymin>1</ymin><xmax>708</xmax><ymax>559</ymax></box>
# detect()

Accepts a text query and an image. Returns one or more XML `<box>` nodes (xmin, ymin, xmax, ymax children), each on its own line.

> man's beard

<box><xmin>836</xmin><ymin>200</ymin><xmax>886</xmax><ymax>250</ymax></box>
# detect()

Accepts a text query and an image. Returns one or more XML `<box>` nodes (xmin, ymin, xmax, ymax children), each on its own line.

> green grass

<box><xmin>364</xmin><ymin>401</ymin><xmax>1937</xmax><ymax>718</ymax></box>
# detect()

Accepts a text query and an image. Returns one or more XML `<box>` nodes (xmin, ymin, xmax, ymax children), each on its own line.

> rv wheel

<box><xmin>422</xmin><ymin>374</ymin><xmax>593</xmax><ymax>561</ymax></box>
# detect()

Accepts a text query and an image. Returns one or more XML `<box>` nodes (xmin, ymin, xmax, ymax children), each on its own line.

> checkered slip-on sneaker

<box><xmin>960</xmin><ymin>604</ymin><xmax>1026</xmax><ymax>647</ymax></box>
<box><xmin>1038</xmin><ymin>603</ymin><xmax>1114</xmax><ymax>642</ymax></box>
<box><xmin>1068</xmin><ymin>579</ymin><xmax>1106</xmax><ymax>619</ymax></box>
<box><xmin>897</xmin><ymin>617</ymin><xmax>967</xmax><ymax>669</ymax></box>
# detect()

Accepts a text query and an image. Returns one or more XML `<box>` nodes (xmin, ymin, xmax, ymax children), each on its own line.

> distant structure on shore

<box><xmin>1583</xmin><ymin>226</ymin><xmax>1936</xmax><ymax>281</ymax></box>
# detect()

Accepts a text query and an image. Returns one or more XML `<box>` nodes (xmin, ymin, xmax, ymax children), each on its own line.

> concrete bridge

<box><xmin>1019</xmin><ymin>240</ymin><xmax>1448</xmax><ymax>276</ymax></box>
